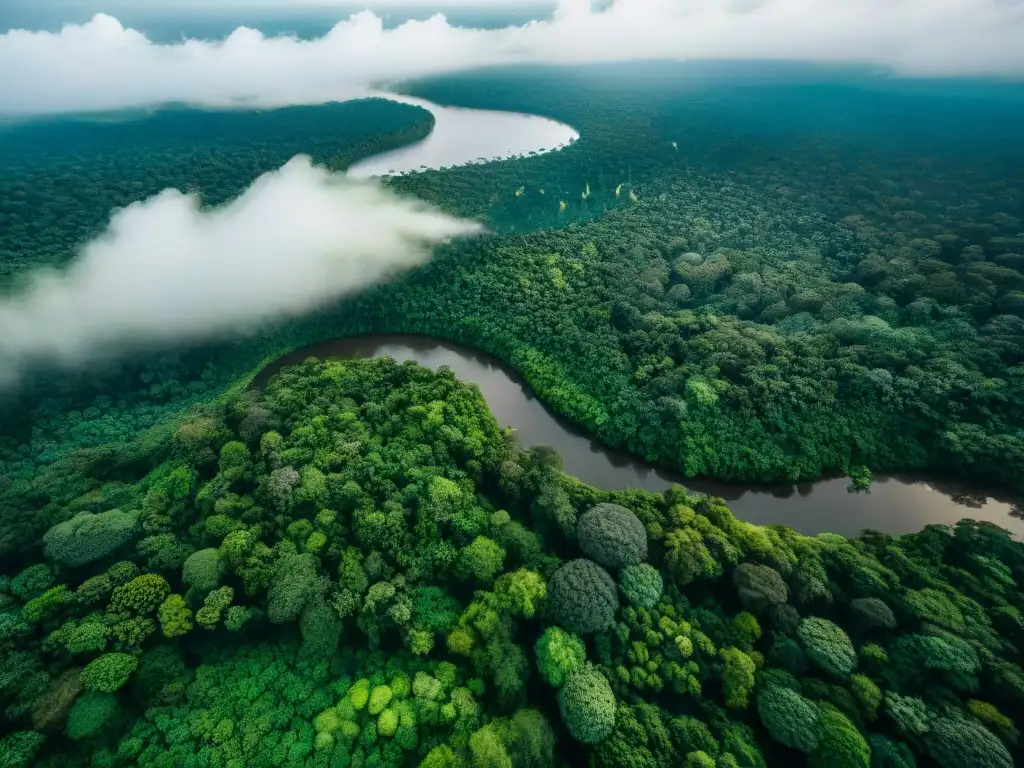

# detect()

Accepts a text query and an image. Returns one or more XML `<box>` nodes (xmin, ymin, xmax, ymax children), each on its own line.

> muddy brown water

<box><xmin>252</xmin><ymin>335</ymin><xmax>1024</xmax><ymax>538</ymax></box>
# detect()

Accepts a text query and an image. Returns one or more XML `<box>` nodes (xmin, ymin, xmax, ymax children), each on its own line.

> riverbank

<box><xmin>252</xmin><ymin>334</ymin><xmax>1024</xmax><ymax>538</ymax></box>
<box><xmin>346</xmin><ymin>92</ymin><xmax>579</xmax><ymax>179</ymax></box>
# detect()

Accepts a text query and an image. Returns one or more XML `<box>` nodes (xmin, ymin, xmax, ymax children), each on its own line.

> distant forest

<box><xmin>0</xmin><ymin>98</ymin><xmax>435</xmax><ymax>280</ymax></box>
<box><xmin>3</xmin><ymin>65</ymin><xmax>1023</xmax><ymax>500</ymax></box>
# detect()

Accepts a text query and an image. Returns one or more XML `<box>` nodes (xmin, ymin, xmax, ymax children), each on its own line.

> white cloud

<box><xmin>1</xmin><ymin>0</ymin><xmax>1023</xmax><ymax>115</ymax></box>
<box><xmin>289</xmin><ymin>1</ymin><xmax>553</xmax><ymax>6</ymax></box>
<box><xmin>0</xmin><ymin>156</ymin><xmax>484</xmax><ymax>388</ymax></box>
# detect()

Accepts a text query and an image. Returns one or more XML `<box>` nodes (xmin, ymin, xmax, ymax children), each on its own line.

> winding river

<box><xmin>346</xmin><ymin>93</ymin><xmax>580</xmax><ymax>179</ymax></box>
<box><xmin>253</xmin><ymin>336</ymin><xmax>1024</xmax><ymax>538</ymax></box>
<box><xmin>271</xmin><ymin>94</ymin><xmax>1024</xmax><ymax>537</ymax></box>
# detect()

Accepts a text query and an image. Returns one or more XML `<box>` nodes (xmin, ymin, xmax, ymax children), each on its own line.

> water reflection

<box><xmin>253</xmin><ymin>336</ymin><xmax>1024</xmax><ymax>538</ymax></box>
<box><xmin>346</xmin><ymin>93</ymin><xmax>579</xmax><ymax>179</ymax></box>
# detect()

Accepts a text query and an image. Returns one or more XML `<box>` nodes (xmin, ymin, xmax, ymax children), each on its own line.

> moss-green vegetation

<box><xmin>4</xmin><ymin>65</ymin><xmax>1024</xmax><ymax>522</ymax></box>
<box><xmin>375</xmin><ymin>67</ymin><xmax>1024</xmax><ymax>492</ymax></box>
<box><xmin>0</xmin><ymin>356</ymin><xmax>1020</xmax><ymax>766</ymax></box>
<box><xmin>1</xmin><ymin>62</ymin><xmax>1024</xmax><ymax>767</ymax></box>
<box><xmin>0</xmin><ymin>98</ymin><xmax>435</xmax><ymax>278</ymax></box>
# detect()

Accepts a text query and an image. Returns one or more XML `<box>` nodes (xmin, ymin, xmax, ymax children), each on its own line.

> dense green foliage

<box><xmin>0</xmin><ymin>98</ymin><xmax>434</xmax><ymax>278</ymax></box>
<box><xmin>547</xmin><ymin>559</ymin><xmax>619</xmax><ymax>635</ymax></box>
<box><xmin>617</xmin><ymin>563</ymin><xmax>663</xmax><ymax>609</ymax></box>
<box><xmin>534</xmin><ymin>626</ymin><xmax>586</xmax><ymax>688</ymax></box>
<box><xmin>79</xmin><ymin>653</ymin><xmax>137</xmax><ymax>693</ymax></box>
<box><xmin>797</xmin><ymin>617</ymin><xmax>858</xmax><ymax>677</ymax></box>
<box><xmin>576</xmin><ymin>504</ymin><xmax>647</xmax><ymax>570</ymax></box>
<box><xmin>42</xmin><ymin>510</ymin><xmax>138</xmax><ymax>568</ymax></box>
<box><xmin>378</xmin><ymin>66</ymin><xmax>1024</xmax><ymax>490</ymax></box>
<box><xmin>2</xmin><ymin>61</ymin><xmax>1024</xmax><ymax>767</ymax></box>
<box><xmin>557</xmin><ymin>664</ymin><xmax>617</xmax><ymax>745</ymax></box>
<box><xmin>0</xmin><ymin>357</ymin><xmax>1022</xmax><ymax>766</ymax></box>
<box><xmin>4</xmin><ymin>64</ymin><xmax>1024</xmax><ymax>523</ymax></box>
<box><xmin>756</xmin><ymin>684</ymin><xmax>822</xmax><ymax>753</ymax></box>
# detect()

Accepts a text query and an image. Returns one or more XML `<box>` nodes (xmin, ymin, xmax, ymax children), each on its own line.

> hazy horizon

<box><xmin>1</xmin><ymin>1</ymin><xmax>559</xmax><ymax>40</ymax></box>
<box><xmin>2</xmin><ymin>0</ymin><xmax>1023</xmax><ymax>119</ymax></box>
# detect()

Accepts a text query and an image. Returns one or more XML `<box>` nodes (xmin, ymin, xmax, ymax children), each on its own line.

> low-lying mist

<box><xmin>2</xmin><ymin>0</ymin><xmax>1023</xmax><ymax>115</ymax></box>
<box><xmin>0</xmin><ymin>155</ymin><xmax>484</xmax><ymax>390</ymax></box>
